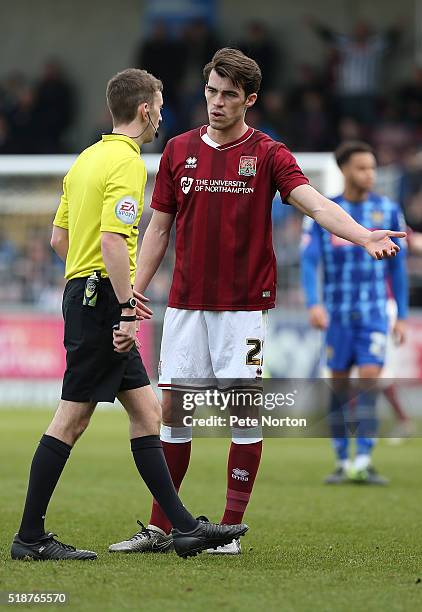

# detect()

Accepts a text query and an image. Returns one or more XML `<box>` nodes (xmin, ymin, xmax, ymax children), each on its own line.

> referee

<box><xmin>11</xmin><ymin>69</ymin><xmax>247</xmax><ymax>560</ymax></box>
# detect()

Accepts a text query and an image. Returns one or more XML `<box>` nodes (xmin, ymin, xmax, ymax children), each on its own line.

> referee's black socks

<box><xmin>130</xmin><ymin>435</ymin><xmax>198</xmax><ymax>533</ymax></box>
<box><xmin>18</xmin><ymin>434</ymin><xmax>71</xmax><ymax>543</ymax></box>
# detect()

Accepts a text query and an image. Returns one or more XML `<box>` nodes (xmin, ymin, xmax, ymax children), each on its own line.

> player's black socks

<box><xmin>130</xmin><ymin>435</ymin><xmax>198</xmax><ymax>533</ymax></box>
<box><xmin>18</xmin><ymin>434</ymin><xmax>71</xmax><ymax>543</ymax></box>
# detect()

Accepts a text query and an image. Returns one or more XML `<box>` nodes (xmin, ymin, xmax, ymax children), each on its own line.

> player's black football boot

<box><xmin>324</xmin><ymin>466</ymin><xmax>349</xmax><ymax>484</ymax></box>
<box><xmin>172</xmin><ymin>515</ymin><xmax>248</xmax><ymax>558</ymax></box>
<box><xmin>11</xmin><ymin>532</ymin><xmax>97</xmax><ymax>560</ymax></box>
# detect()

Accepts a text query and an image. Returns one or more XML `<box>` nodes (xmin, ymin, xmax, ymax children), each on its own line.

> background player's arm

<box><xmin>50</xmin><ymin>225</ymin><xmax>69</xmax><ymax>263</ymax></box>
<box><xmin>387</xmin><ymin>208</ymin><xmax>409</xmax><ymax>345</ymax></box>
<box><xmin>133</xmin><ymin>210</ymin><xmax>175</xmax><ymax>296</ymax></box>
<box><xmin>300</xmin><ymin>220</ymin><xmax>328</xmax><ymax>330</ymax></box>
<box><xmin>304</xmin><ymin>15</ymin><xmax>342</xmax><ymax>44</ymax></box>
<box><xmin>288</xmin><ymin>184</ymin><xmax>405</xmax><ymax>259</ymax></box>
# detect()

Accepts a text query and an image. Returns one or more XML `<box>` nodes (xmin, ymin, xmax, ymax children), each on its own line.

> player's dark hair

<box><xmin>335</xmin><ymin>141</ymin><xmax>375</xmax><ymax>168</ymax></box>
<box><xmin>203</xmin><ymin>48</ymin><xmax>262</xmax><ymax>97</ymax></box>
<box><xmin>106</xmin><ymin>68</ymin><xmax>163</xmax><ymax>125</ymax></box>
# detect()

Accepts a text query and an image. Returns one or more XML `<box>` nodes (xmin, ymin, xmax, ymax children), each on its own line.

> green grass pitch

<box><xmin>1</xmin><ymin>409</ymin><xmax>421</xmax><ymax>612</ymax></box>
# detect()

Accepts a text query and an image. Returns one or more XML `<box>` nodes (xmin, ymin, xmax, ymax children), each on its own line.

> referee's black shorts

<box><xmin>61</xmin><ymin>277</ymin><xmax>150</xmax><ymax>403</ymax></box>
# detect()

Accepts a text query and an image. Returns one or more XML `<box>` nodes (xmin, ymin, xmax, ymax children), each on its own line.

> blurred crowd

<box><xmin>1</xmin><ymin>16</ymin><xmax>422</xmax><ymax>309</ymax></box>
<box><xmin>1</xmin><ymin>18</ymin><xmax>421</xmax><ymax>159</ymax></box>
<box><xmin>0</xmin><ymin>228</ymin><xmax>65</xmax><ymax>311</ymax></box>
<box><xmin>0</xmin><ymin>60</ymin><xmax>76</xmax><ymax>153</ymax></box>
<box><xmin>134</xmin><ymin>17</ymin><xmax>422</xmax><ymax>159</ymax></box>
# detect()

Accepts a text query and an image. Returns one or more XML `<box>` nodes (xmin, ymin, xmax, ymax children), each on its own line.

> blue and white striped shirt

<box><xmin>300</xmin><ymin>193</ymin><xmax>408</xmax><ymax>325</ymax></box>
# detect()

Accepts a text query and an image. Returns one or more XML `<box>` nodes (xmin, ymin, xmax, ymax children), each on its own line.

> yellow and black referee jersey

<box><xmin>53</xmin><ymin>134</ymin><xmax>146</xmax><ymax>284</ymax></box>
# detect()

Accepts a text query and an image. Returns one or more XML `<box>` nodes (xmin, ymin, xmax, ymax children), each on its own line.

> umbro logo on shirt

<box><xmin>185</xmin><ymin>156</ymin><xmax>197</xmax><ymax>168</ymax></box>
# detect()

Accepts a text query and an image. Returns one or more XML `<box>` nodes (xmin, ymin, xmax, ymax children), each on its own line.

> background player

<box><xmin>11</xmin><ymin>68</ymin><xmax>247</xmax><ymax>561</ymax></box>
<box><xmin>301</xmin><ymin>140</ymin><xmax>408</xmax><ymax>484</ymax></box>
<box><xmin>110</xmin><ymin>50</ymin><xmax>404</xmax><ymax>555</ymax></box>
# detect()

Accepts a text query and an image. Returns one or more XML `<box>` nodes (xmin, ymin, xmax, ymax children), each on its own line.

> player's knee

<box><xmin>161</xmin><ymin>391</ymin><xmax>185</xmax><ymax>426</ymax></box>
<box><xmin>150</xmin><ymin>398</ymin><xmax>162</xmax><ymax>430</ymax></box>
<box><xmin>129</xmin><ymin>394</ymin><xmax>161</xmax><ymax>430</ymax></box>
<box><xmin>70</xmin><ymin>414</ymin><xmax>91</xmax><ymax>443</ymax></box>
<box><xmin>161</xmin><ymin>406</ymin><xmax>177</xmax><ymax>425</ymax></box>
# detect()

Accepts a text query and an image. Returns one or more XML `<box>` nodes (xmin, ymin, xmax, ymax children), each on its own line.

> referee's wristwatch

<box><xmin>119</xmin><ymin>297</ymin><xmax>136</xmax><ymax>310</ymax></box>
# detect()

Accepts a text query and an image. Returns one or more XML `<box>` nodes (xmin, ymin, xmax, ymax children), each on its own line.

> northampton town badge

<box><xmin>238</xmin><ymin>156</ymin><xmax>257</xmax><ymax>176</ymax></box>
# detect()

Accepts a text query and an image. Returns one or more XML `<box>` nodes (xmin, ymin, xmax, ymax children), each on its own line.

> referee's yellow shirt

<box><xmin>53</xmin><ymin>134</ymin><xmax>146</xmax><ymax>283</ymax></box>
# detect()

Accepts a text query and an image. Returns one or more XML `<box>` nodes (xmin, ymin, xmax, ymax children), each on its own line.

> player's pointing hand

<box><xmin>364</xmin><ymin>230</ymin><xmax>406</xmax><ymax>260</ymax></box>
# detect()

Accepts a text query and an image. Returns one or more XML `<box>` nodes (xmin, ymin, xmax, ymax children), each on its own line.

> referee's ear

<box><xmin>138</xmin><ymin>102</ymin><xmax>149</xmax><ymax>122</ymax></box>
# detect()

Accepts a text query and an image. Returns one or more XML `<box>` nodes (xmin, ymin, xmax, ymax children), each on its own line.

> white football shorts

<box><xmin>158</xmin><ymin>308</ymin><xmax>267</xmax><ymax>389</ymax></box>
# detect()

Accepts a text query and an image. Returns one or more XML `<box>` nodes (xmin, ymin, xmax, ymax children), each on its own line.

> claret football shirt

<box><xmin>151</xmin><ymin>126</ymin><xmax>308</xmax><ymax>310</ymax></box>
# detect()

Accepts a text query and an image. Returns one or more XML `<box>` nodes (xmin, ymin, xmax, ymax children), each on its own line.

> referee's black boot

<box><xmin>11</xmin><ymin>532</ymin><xmax>97</xmax><ymax>560</ymax></box>
<box><xmin>172</xmin><ymin>516</ymin><xmax>248</xmax><ymax>558</ymax></box>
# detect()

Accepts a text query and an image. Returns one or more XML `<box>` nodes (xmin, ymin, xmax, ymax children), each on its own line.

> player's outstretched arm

<box><xmin>288</xmin><ymin>184</ymin><xmax>406</xmax><ymax>260</ymax></box>
<box><xmin>133</xmin><ymin>210</ymin><xmax>175</xmax><ymax>297</ymax></box>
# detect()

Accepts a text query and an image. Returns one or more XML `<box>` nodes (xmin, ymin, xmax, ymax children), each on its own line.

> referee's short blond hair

<box><xmin>106</xmin><ymin>68</ymin><xmax>163</xmax><ymax>125</ymax></box>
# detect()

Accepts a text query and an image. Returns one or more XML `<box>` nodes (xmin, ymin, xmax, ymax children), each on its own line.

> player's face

<box><xmin>143</xmin><ymin>90</ymin><xmax>163</xmax><ymax>143</ymax></box>
<box><xmin>343</xmin><ymin>152</ymin><xmax>376</xmax><ymax>192</ymax></box>
<box><xmin>205</xmin><ymin>69</ymin><xmax>256</xmax><ymax>131</ymax></box>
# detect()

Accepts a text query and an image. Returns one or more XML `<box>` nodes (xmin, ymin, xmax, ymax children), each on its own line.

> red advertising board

<box><xmin>0</xmin><ymin>315</ymin><xmax>154</xmax><ymax>379</ymax></box>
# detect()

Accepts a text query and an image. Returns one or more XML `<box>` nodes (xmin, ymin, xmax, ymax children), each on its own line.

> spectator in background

<box><xmin>336</xmin><ymin>116</ymin><xmax>364</xmax><ymax>144</ymax></box>
<box><xmin>14</xmin><ymin>232</ymin><xmax>53</xmax><ymax>303</ymax></box>
<box><xmin>288</xmin><ymin>63</ymin><xmax>327</xmax><ymax>109</ymax></box>
<box><xmin>180</xmin><ymin>18</ymin><xmax>220</xmax><ymax>98</ymax></box>
<box><xmin>0</xmin><ymin>113</ymin><xmax>10</xmax><ymax>152</ymax></box>
<box><xmin>396</xmin><ymin>65</ymin><xmax>422</xmax><ymax>128</ymax></box>
<box><xmin>260</xmin><ymin>91</ymin><xmax>289</xmax><ymax>143</ymax></box>
<box><xmin>90</xmin><ymin>108</ymin><xmax>113</xmax><ymax>146</ymax></box>
<box><xmin>6</xmin><ymin>83</ymin><xmax>37</xmax><ymax>153</ymax></box>
<box><xmin>305</xmin><ymin>16</ymin><xmax>404</xmax><ymax>125</ymax></box>
<box><xmin>400</xmin><ymin>149</ymin><xmax>422</xmax><ymax>232</ymax></box>
<box><xmin>0</xmin><ymin>64</ymin><xmax>76</xmax><ymax>154</ymax></box>
<box><xmin>237</xmin><ymin>21</ymin><xmax>279</xmax><ymax>93</ymax></box>
<box><xmin>0</xmin><ymin>72</ymin><xmax>36</xmax><ymax>152</ymax></box>
<box><xmin>0</xmin><ymin>71</ymin><xmax>27</xmax><ymax>116</ymax></box>
<box><xmin>399</xmin><ymin>149</ymin><xmax>422</xmax><ymax>305</ymax></box>
<box><xmin>246</xmin><ymin>106</ymin><xmax>281</xmax><ymax>140</ymax></box>
<box><xmin>0</xmin><ymin>228</ymin><xmax>17</xmax><ymax>270</ymax></box>
<box><xmin>288</xmin><ymin>89</ymin><xmax>334</xmax><ymax>152</ymax></box>
<box><xmin>371</xmin><ymin>102</ymin><xmax>413</xmax><ymax>163</ymax></box>
<box><xmin>32</xmin><ymin>60</ymin><xmax>76</xmax><ymax>153</ymax></box>
<box><xmin>178</xmin><ymin>19</ymin><xmax>220</xmax><ymax>129</ymax></box>
<box><xmin>134</xmin><ymin>20</ymin><xmax>186</xmax><ymax>113</ymax></box>
<box><xmin>286</xmin><ymin>63</ymin><xmax>335</xmax><ymax>150</ymax></box>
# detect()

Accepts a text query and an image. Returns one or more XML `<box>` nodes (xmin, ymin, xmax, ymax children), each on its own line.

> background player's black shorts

<box><xmin>61</xmin><ymin>277</ymin><xmax>150</xmax><ymax>403</ymax></box>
